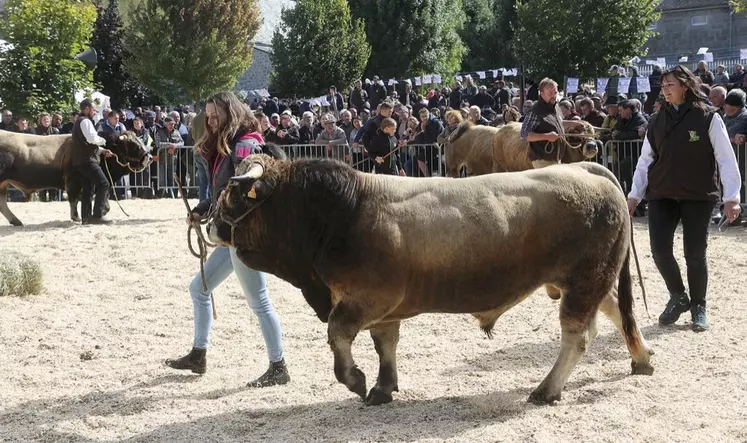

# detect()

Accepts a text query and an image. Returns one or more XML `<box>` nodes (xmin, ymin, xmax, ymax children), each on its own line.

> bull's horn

<box><xmin>118</xmin><ymin>135</ymin><xmax>125</xmax><ymax>140</ymax></box>
<box><xmin>229</xmin><ymin>163</ymin><xmax>264</xmax><ymax>183</ymax></box>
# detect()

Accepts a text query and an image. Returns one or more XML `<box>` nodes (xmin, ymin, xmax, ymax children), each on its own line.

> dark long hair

<box><xmin>195</xmin><ymin>91</ymin><xmax>259</xmax><ymax>158</ymax></box>
<box><xmin>660</xmin><ymin>65</ymin><xmax>708</xmax><ymax>110</ymax></box>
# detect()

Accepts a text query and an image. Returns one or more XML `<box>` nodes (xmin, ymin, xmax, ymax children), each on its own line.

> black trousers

<box><xmin>75</xmin><ymin>162</ymin><xmax>110</xmax><ymax>218</ymax></box>
<box><xmin>648</xmin><ymin>199</ymin><xmax>715</xmax><ymax>307</ymax></box>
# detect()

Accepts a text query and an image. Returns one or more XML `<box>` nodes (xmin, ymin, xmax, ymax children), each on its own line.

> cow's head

<box><xmin>565</xmin><ymin>121</ymin><xmax>600</xmax><ymax>159</ymax></box>
<box><xmin>207</xmin><ymin>145</ymin><xmax>287</xmax><ymax>247</ymax></box>
<box><xmin>102</xmin><ymin>131</ymin><xmax>153</xmax><ymax>171</ymax></box>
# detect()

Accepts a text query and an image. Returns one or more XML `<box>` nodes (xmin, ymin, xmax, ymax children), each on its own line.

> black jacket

<box><xmin>645</xmin><ymin>102</ymin><xmax>719</xmax><ymax>202</ymax></box>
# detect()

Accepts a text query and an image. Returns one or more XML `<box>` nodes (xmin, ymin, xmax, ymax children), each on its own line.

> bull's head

<box><xmin>565</xmin><ymin>122</ymin><xmax>600</xmax><ymax>160</ymax></box>
<box><xmin>103</xmin><ymin>131</ymin><xmax>153</xmax><ymax>170</ymax></box>
<box><xmin>207</xmin><ymin>146</ymin><xmax>287</xmax><ymax>247</ymax></box>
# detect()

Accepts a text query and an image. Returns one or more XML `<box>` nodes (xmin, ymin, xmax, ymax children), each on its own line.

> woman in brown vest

<box><xmin>627</xmin><ymin>65</ymin><xmax>742</xmax><ymax>332</ymax></box>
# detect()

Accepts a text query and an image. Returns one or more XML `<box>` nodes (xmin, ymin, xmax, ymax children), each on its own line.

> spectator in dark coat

<box><xmin>412</xmin><ymin>108</ymin><xmax>444</xmax><ymax>176</ymax></box>
<box><xmin>449</xmin><ymin>81</ymin><xmax>463</xmax><ymax>109</ymax></box>
<box><xmin>472</xmin><ymin>86</ymin><xmax>496</xmax><ymax>110</ymax></box>
<box><xmin>368</xmin><ymin>117</ymin><xmax>405</xmax><ymax>176</ymax></box>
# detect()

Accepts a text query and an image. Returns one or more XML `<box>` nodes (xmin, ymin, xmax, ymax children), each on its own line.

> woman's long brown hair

<box><xmin>195</xmin><ymin>91</ymin><xmax>260</xmax><ymax>158</ymax></box>
<box><xmin>660</xmin><ymin>65</ymin><xmax>708</xmax><ymax>110</ymax></box>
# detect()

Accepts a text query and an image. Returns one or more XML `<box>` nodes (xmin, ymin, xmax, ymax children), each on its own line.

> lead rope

<box><xmin>103</xmin><ymin>158</ymin><xmax>130</xmax><ymax>217</ymax></box>
<box><xmin>629</xmin><ymin>216</ymin><xmax>650</xmax><ymax>318</ymax></box>
<box><xmin>173</xmin><ymin>173</ymin><xmax>218</xmax><ymax>320</ymax></box>
<box><xmin>101</xmin><ymin>153</ymin><xmax>151</xmax><ymax>218</ymax></box>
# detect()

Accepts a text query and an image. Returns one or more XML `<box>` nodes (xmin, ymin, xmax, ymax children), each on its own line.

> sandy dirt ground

<box><xmin>0</xmin><ymin>199</ymin><xmax>746</xmax><ymax>443</ymax></box>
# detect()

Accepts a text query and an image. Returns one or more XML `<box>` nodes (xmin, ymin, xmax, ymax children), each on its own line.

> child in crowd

<box><xmin>368</xmin><ymin>117</ymin><xmax>405</xmax><ymax>176</ymax></box>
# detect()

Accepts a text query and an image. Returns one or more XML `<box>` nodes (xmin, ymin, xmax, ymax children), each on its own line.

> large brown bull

<box><xmin>0</xmin><ymin>130</ymin><xmax>151</xmax><ymax>226</ymax></box>
<box><xmin>444</xmin><ymin>121</ymin><xmax>600</xmax><ymax>178</ymax></box>
<box><xmin>206</xmin><ymin>152</ymin><xmax>654</xmax><ymax>407</ymax></box>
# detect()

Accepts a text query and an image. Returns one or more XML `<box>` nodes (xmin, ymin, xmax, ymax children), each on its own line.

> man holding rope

<box><xmin>72</xmin><ymin>99</ymin><xmax>115</xmax><ymax>225</ymax></box>
<box><xmin>520</xmin><ymin>78</ymin><xmax>587</xmax><ymax>169</ymax></box>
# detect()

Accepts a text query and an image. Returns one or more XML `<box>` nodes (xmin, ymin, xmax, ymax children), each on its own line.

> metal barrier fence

<box><xmin>279</xmin><ymin>143</ymin><xmax>444</xmax><ymax>177</ymax></box>
<box><xmin>16</xmin><ymin>140</ymin><xmax>746</xmax><ymax>205</ymax></box>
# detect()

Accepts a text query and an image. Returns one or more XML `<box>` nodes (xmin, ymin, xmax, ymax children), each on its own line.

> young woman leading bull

<box><xmin>165</xmin><ymin>91</ymin><xmax>290</xmax><ymax>386</ymax></box>
<box><xmin>627</xmin><ymin>65</ymin><xmax>742</xmax><ymax>332</ymax></box>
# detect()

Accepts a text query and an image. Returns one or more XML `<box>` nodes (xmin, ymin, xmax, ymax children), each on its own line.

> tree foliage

<box><xmin>514</xmin><ymin>0</ymin><xmax>659</xmax><ymax>83</ymax></box>
<box><xmin>459</xmin><ymin>0</ymin><xmax>517</xmax><ymax>72</ymax></box>
<box><xmin>731</xmin><ymin>0</ymin><xmax>747</xmax><ymax>13</ymax></box>
<box><xmin>92</xmin><ymin>0</ymin><xmax>141</xmax><ymax>108</ymax></box>
<box><xmin>349</xmin><ymin>0</ymin><xmax>467</xmax><ymax>79</ymax></box>
<box><xmin>0</xmin><ymin>0</ymin><xmax>97</xmax><ymax>117</ymax></box>
<box><xmin>124</xmin><ymin>0</ymin><xmax>261</xmax><ymax>104</ymax></box>
<box><xmin>270</xmin><ymin>0</ymin><xmax>370</xmax><ymax>97</ymax></box>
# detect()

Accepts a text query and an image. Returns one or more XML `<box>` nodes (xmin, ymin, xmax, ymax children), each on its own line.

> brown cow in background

<box><xmin>444</xmin><ymin>121</ymin><xmax>600</xmax><ymax>178</ymax></box>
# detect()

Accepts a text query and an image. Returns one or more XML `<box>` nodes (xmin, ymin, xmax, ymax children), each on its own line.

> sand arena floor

<box><xmin>0</xmin><ymin>199</ymin><xmax>746</xmax><ymax>443</ymax></box>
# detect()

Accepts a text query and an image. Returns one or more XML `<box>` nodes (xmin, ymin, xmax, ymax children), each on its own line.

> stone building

<box><xmin>646</xmin><ymin>0</ymin><xmax>747</xmax><ymax>59</ymax></box>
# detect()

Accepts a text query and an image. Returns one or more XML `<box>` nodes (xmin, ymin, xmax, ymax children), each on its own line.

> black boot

<box><xmin>247</xmin><ymin>359</ymin><xmax>290</xmax><ymax>388</ymax></box>
<box><xmin>691</xmin><ymin>304</ymin><xmax>709</xmax><ymax>332</ymax></box>
<box><xmin>659</xmin><ymin>292</ymin><xmax>691</xmax><ymax>325</ymax></box>
<box><xmin>165</xmin><ymin>347</ymin><xmax>206</xmax><ymax>374</ymax></box>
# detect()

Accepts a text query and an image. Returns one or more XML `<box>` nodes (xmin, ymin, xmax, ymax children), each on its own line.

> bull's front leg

<box><xmin>367</xmin><ymin>321</ymin><xmax>401</xmax><ymax>406</ymax></box>
<box><xmin>0</xmin><ymin>183</ymin><xmax>23</xmax><ymax>226</ymax></box>
<box><xmin>65</xmin><ymin>175</ymin><xmax>82</xmax><ymax>222</ymax></box>
<box><xmin>327</xmin><ymin>302</ymin><xmax>367</xmax><ymax>400</ymax></box>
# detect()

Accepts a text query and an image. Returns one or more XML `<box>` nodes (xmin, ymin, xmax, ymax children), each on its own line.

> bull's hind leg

<box><xmin>367</xmin><ymin>321</ymin><xmax>401</xmax><ymax>406</ymax></box>
<box><xmin>0</xmin><ymin>182</ymin><xmax>23</xmax><ymax>226</ymax></box>
<box><xmin>328</xmin><ymin>302</ymin><xmax>368</xmax><ymax>400</ymax></box>
<box><xmin>598</xmin><ymin>289</ymin><xmax>654</xmax><ymax>374</ymax></box>
<box><xmin>529</xmin><ymin>292</ymin><xmax>599</xmax><ymax>405</ymax></box>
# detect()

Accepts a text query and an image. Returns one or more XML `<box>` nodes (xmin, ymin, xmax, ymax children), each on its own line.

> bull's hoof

<box><xmin>348</xmin><ymin>366</ymin><xmax>367</xmax><ymax>400</ymax></box>
<box><xmin>528</xmin><ymin>388</ymin><xmax>561</xmax><ymax>405</ymax></box>
<box><xmin>71</xmin><ymin>214</ymin><xmax>81</xmax><ymax>222</ymax></box>
<box><xmin>10</xmin><ymin>219</ymin><xmax>23</xmax><ymax>227</ymax></box>
<box><xmin>631</xmin><ymin>361</ymin><xmax>654</xmax><ymax>376</ymax></box>
<box><xmin>365</xmin><ymin>386</ymin><xmax>395</xmax><ymax>406</ymax></box>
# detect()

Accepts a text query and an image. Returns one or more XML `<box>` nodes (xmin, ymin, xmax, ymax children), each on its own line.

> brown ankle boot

<box><xmin>165</xmin><ymin>347</ymin><xmax>207</xmax><ymax>374</ymax></box>
<box><xmin>247</xmin><ymin>359</ymin><xmax>290</xmax><ymax>388</ymax></box>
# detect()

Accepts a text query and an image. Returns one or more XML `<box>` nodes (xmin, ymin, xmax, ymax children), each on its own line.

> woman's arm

<box><xmin>709</xmin><ymin>113</ymin><xmax>742</xmax><ymax>203</ymax></box>
<box><xmin>628</xmin><ymin>130</ymin><xmax>655</xmax><ymax>202</ymax></box>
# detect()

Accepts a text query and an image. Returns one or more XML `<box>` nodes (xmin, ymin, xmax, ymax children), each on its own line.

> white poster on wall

<box><xmin>618</xmin><ymin>77</ymin><xmax>631</xmax><ymax>94</ymax></box>
<box><xmin>566</xmin><ymin>78</ymin><xmax>579</xmax><ymax>93</ymax></box>
<box><xmin>636</xmin><ymin>77</ymin><xmax>651</xmax><ymax>93</ymax></box>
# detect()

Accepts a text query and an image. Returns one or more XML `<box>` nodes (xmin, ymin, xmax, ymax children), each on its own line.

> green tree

<box><xmin>514</xmin><ymin>0</ymin><xmax>659</xmax><ymax>84</ymax></box>
<box><xmin>270</xmin><ymin>0</ymin><xmax>371</xmax><ymax>97</ymax></box>
<box><xmin>0</xmin><ymin>0</ymin><xmax>97</xmax><ymax>117</ymax></box>
<box><xmin>730</xmin><ymin>1</ymin><xmax>746</xmax><ymax>13</ymax></box>
<box><xmin>92</xmin><ymin>0</ymin><xmax>139</xmax><ymax>108</ymax></box>
<box><xmin>349</xmin><ymin>0</ymin><xmax>467</xmax><ymax>79</ymax></box>
<box><xmin>124</xmin><ymin>0</ymin><xmax>261</xmax><ymax>104</ymax></box>
<box><xmin>493</xmin><ymin>0</ymin><xmax>517</xmax><ymax>69</ymax></box>
<box><xmin>460</xmin><ymin>0</ymin><xmax>498</xmax><ymax>72</ymax></box>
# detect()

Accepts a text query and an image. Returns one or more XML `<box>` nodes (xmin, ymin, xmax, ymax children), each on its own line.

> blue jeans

<box><xmin>189</xmin><ymin>246</ymin><xmax>284</xmax><ymax>362</ymax></box>
<box><xmin>194</xmin><ymin>154</ymin><xmax>209</xmax><ymax>202</ymax></box>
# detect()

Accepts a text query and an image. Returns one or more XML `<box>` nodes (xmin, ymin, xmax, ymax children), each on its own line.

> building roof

<box><xmin>657</xmin><ymin>0</ymin><xmax>730</xmax><ymax>11</ymax></box>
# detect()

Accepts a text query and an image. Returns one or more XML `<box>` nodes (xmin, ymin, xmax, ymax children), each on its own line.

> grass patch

<box><xmin>0</xmin><ymin>251</ymin><xmax>44</xmax><ymax>297</ymax></box>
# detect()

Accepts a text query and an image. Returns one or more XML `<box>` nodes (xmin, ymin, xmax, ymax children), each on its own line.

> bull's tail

<box><xmin>617</xmin><ymin>249</ymin><xmax>636</xmax><ymax>340</ymax></box>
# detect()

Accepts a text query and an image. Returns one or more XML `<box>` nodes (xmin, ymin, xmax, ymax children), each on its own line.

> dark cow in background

<box><xmin>0</xmin><ymin>130</ymin><xmax>151</xmax><ymax>226</ymax></box>
<box><xmin>207</xmin><ymin>152</ymin><xmax>654</xmax><ymax>407</ymax></box>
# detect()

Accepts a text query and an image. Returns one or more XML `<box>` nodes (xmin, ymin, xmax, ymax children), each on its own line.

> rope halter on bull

<box><xmin>102</xmin><ymin>151</ymin><xmax>149</xmax><ymax>218</ymax></box>
<box><xmin>542</xmin><ymin>132</ymin><xmax>597</xmax><ymax>163</ymax></box>
<box><xmin>173</xmin><ymin>173</ymin><xmax>219</xmax><ymax>320</ymax></box>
